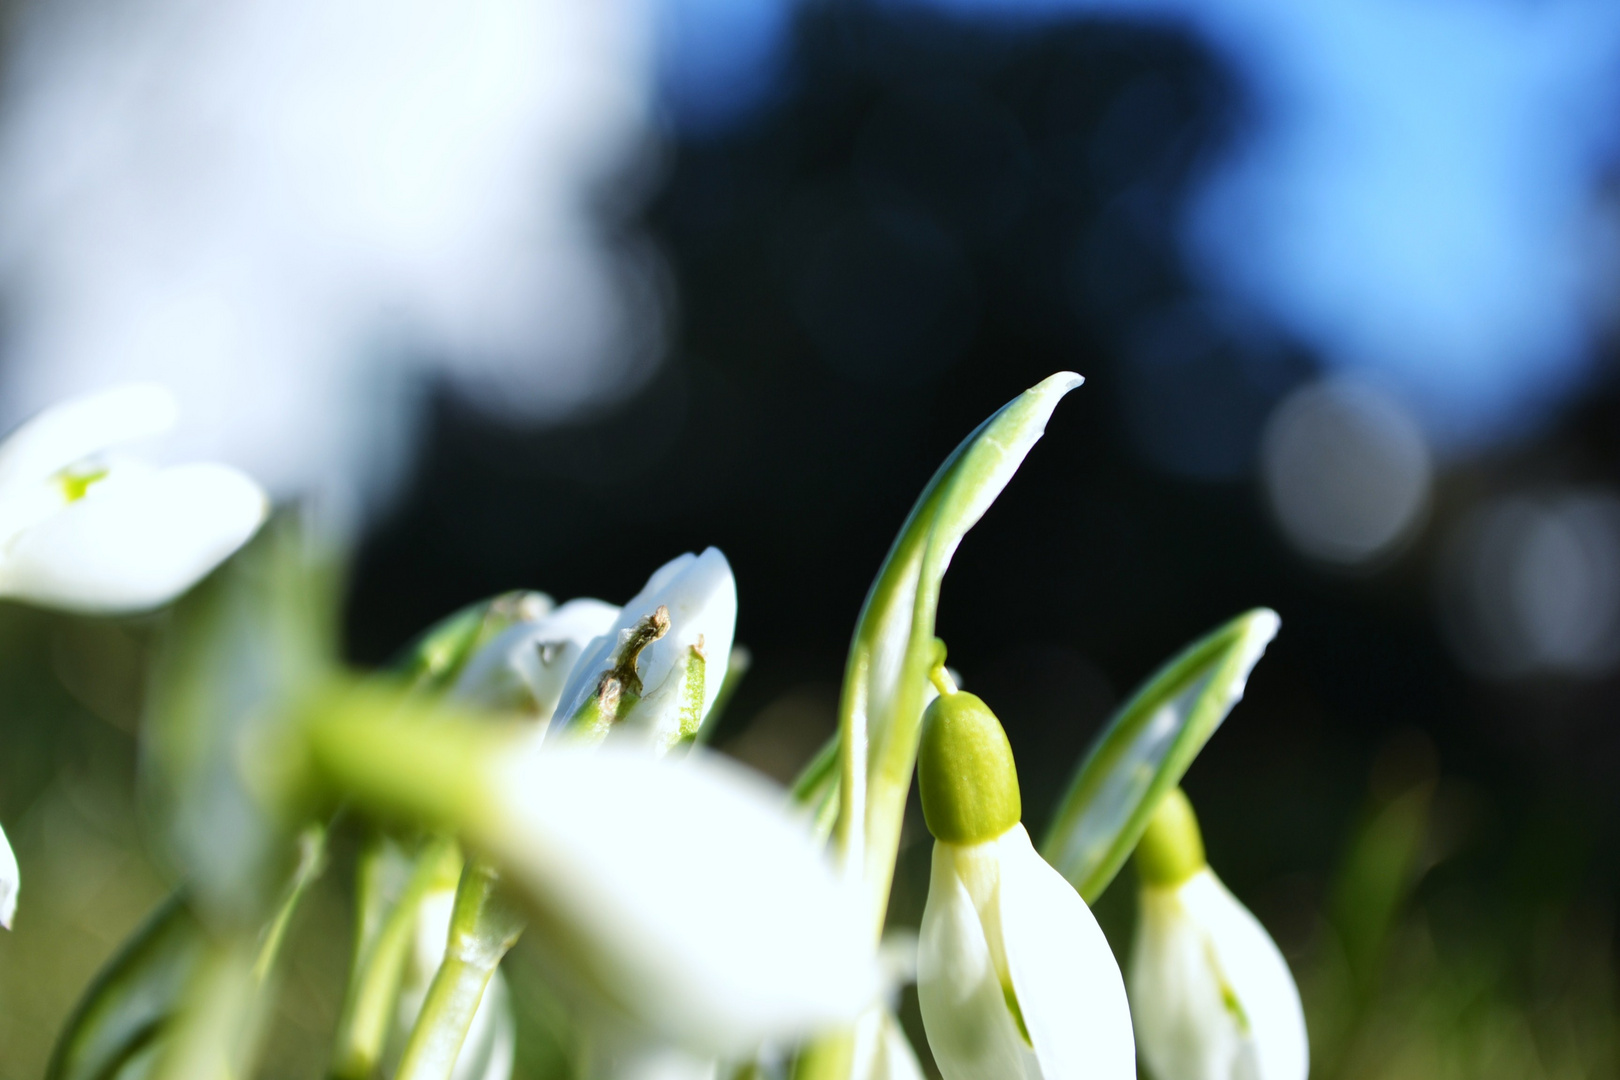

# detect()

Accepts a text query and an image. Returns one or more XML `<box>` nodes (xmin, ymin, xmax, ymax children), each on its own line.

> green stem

<box><xmin>330</xmin><ymin>836</ymin><xmax>463</xmax><ymax>1080</ymax></box>
<box><xmin>254</xmin><ymin>822</ymin><xmax>327</xmax><ymax>982</ymax></box>
<box><xmin>396</xmin><ymin>857</ymin><xmax>524</xmax><ymax>1080</ymax></box>
<box><xmin>151</xmin><ymin>936</ymin><xmax>262</xmax><ymax>1080</ymax></box>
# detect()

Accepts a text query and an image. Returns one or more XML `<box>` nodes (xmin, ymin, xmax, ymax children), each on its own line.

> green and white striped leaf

<box><xmin>1040</xmin><ymin>608</ymin><xmax>1279</xmax><ymax>903</ymax></box>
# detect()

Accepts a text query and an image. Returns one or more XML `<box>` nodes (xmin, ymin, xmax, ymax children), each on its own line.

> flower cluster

<box><xmin>11</xmin><ymin>376</ymin><xmax>1309</xmax><ymax>1080</ymax></box>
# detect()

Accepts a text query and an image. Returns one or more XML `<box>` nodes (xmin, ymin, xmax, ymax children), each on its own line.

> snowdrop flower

<box><xmin>312</xmin><ymin>718</ymin><xmax>880</xmax><ymax>1057</ymax></box>
<box><xmin>1129</xmin><ymin>789</ymin><xmax>1307</xmax><ymax>1080</ymax></box>
<box><xmin>916</xmin><ymin>689</ymin><xmax>1135</xmax><ymax>1080</ymax></box>
<box><xmin>553</xmin><ymin>548</ymin><xmax>737</xmax><ymax>750</ymax></box>
<box><xmin>451</xmin><ymin>596</ymin><xmax>623</xmax><ymax>725</ymax></box>
<box><xmin>489</xmin><ymin>743</ymin><xmax>874</xmax><ymax>1053</ymax></box>
<box><xmin>0</xmin><ymin>384</ymin><xmax>266</xmax><ymax>613</ymax></box>
<box><xmin>0</xmin><ymin>819</ymin><xmax>16</xmax><ymax>929</ymax></box>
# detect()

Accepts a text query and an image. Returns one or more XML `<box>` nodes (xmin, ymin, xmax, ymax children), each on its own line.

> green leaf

<box><xmin>1040</xmin><ymin>607</ymin><xmax>1279</xmax><ymax>903</ymax></box>
<box><xmin>45</xmin><ymin>897</ymin><xmax>204</xmax><ymax>1080</ymax></box>
<box><xmin>789</xmin><ymin>734</ymin><xmax>841</xmax><ymax>846</ymax></box>
<box><xmin>837</xmin><ymin>372</ymin><xmax>1082</xmax><ymax>930</ymax></box>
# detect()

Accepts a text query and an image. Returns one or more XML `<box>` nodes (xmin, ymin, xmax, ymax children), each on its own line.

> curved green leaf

<box><xmin>45</xmin><ymin>896</ymin><xmax>204</xmax><ymax>1080</ymax></box>
<box><xmin>837</xmin><ymin>372</ymin><xmax>1083</xmax><ymax>932</ymax></box>
<box><xmin>1040</xmin><ymin>607</ymin><xmax>1279</xmax><ymax>903</ymax></box>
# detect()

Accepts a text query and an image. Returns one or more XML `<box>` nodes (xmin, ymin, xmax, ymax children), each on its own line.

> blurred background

<box><xmin>4</xmin><ymin>0</ymin><xmax>1620</xmax><ymax>1076</ymax></box>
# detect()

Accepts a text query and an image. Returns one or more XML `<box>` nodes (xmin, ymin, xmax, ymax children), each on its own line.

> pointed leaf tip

<box><xmin>1041</xmin><ymin>607</ymin><xmax>1281</xmax><ymax>902</ymax></box>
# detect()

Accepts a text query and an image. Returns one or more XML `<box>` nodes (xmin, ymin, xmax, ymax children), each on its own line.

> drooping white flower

<box><xmin>1128</xmin><ymin>789</ymin><xmax>1307</xmax><ymax>1080</ymax></box>
<box><xmin>0</xmin><ymin>384</ymin><xmax>267</xmax><ymax>613</ymax></box>
<box><xmin>451</xmin><ymin>596</ymin><xmax>623</xmax><ymax>725</ymax></box>
<box><xmin>0</xmin><ymin>818</ymin><xmax>17</xmax><ymax>929</ymax></box>
<box><xmin>553</xmin><ymin>548</ymin><xmax>738</xmax><ymax>750</ymax></box>
<box><xmin>487</xmin><ymin>743</ymin><xmax>876</xmax><ymax>1054</ymax></box>
<box><xmin>915</xmin><ymin>690</ymin><xmax>1135</xmax><ymax>1080</ymax></box>
<box><xmin>312</xmin><ymin>718</ymin><xmax>882</xmax><ymax>1059</ymax></box>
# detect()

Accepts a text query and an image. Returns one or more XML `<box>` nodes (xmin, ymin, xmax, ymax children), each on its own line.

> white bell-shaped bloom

<box><xmin>915</xmin><ymin>691</ymin><xmax>1134</xmax><ymax>1080</ymax></box>
<box><xmin>463</xmin><ymin>740</ymin><xmax>877</xmax><ymax>1055</ymax></box>
<box><xmin>553</xmin><ymin>548</ymin><xmax>737</xmax><ymax>749</ymax></box>
<box><xmin>0</xmin><ymin>819</ymin><xmax>16</xmax><ymax>928</ymax></box>
<box><xmin>0</xmin><ymin>384</ymin><xmax>266</xmax><ymax>612</ymax></box>
<box><xmin>451</xmin><ymin>597</ymin><xmax>622</xmax><ymax>724</ymax></box>
<box><xmin>1128</xmin><ymin>790</ymin><xmax>1307</xmax><ymax>1080</ymax></box>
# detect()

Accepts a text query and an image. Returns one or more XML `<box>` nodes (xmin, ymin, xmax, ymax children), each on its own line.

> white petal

<box><xmin>917</xmin><ymin>841</ymin><xmax>1034</xmax><ymax>1080</ymax></box>
<box><xmin>998</xmin><ymin>825</ymin><xmax>1135</xmax><ymax>1080</ymax></box>
<box><xmin>0</xmin><ymin>462</ymin><xmax>267</xmax><ymax>613</ymax></box>
<box><xmin>452</xmin><ymin>598</ymin><xmax>622</xmax><ymax>721</ymax></box>
<box><xmin>555</xmin><ymin>549</ymin><xmax>737</xmax><ymax>730</ymax></box>
<box><xmin>481</xmin><ymin>743</ymin><xmax>877</xmax><ymax>1055</ymax></box>
<box><xmin>1131</xmin><ymin>870</ymin><xmax>1306</xmax><ymax>1080</ymax></box>
<box><xmin>0</xmin><ymin>384</ymin><xmax>177</xmax><ymax>490</ymax></box>
<box><xmin>0</xmin><ymin>819</ymin><xmax>17</xmax><ymax>928</ymax></box>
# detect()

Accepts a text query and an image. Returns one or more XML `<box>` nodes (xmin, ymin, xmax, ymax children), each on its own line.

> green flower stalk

<box><xmin>795</xmin><ymin>373</ymin><xmax>1083</xmax><ymax>1080</ymax></box>
<box><xmin>834</xmin><ymin>372</ymin><xmax>1084</xmax><ymax>938</ymax></box>
<box><xmin>1129</xmin><ymin>789</ymin><xmax>1308</xmax><ymax>1080</ymax></box>
<box><xmin>914</xmin><ymin>689</ymin><xmax>1135</xmax><ymax>1080</ymax></box>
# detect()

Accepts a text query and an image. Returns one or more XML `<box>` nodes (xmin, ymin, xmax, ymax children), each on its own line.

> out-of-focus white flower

<box><xmin>915</xmin><ymin>691</ymin><xmax>1135</xmax><ymax>1080</ymax></box>
<box><xmin>451</xmin><ymin>596</ymin><xmax>623</xmax><ymax>724</ymax></box>
<box><xmin>1129</xmin><ymin>790</ymin><xmax>1307</xmax><ymax>1080</ymax></box>
<box><xmin>0</xmin><ymin>384</ymin><xmax>266</xmax><ymax>613</ymax></box>
<box><xmin>466</xmin><ymin>741</ymin><xmax>878</xmax><ymax>1056</ymax></box>
<box><xmin>0</xmin><ymin>0</ymin><xmax>658</xmax><ymax>510</ymax></box>
<box><xmin>553</xmin><ymin>548</ymin><xmax>738</xmax><ymax>750</ymax></box>
<box><xmin>0</xmin><ymin>819</ymin><xmax>17</xmax><ymax>929</ymax></box>
<box><xmin>400</xmin><ymin>888</ymin><xmax>516</xmax><ymax>1080</ymax></box>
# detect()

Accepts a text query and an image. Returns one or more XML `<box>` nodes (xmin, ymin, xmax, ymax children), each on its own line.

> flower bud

<box><xmin>1129</xmin><ymin>790</ymin><xmax>1308</xmax><ymax>1080</ymax></box>
<box><xmin>915</xmin><ymin>690</ymin><xmax>1134</xmax><ymax>1080</ymax></box>
<box><xmin>918</xmin><ymin>691</ymin><xmax>1021</xmax><ymax>845</ymax></box>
